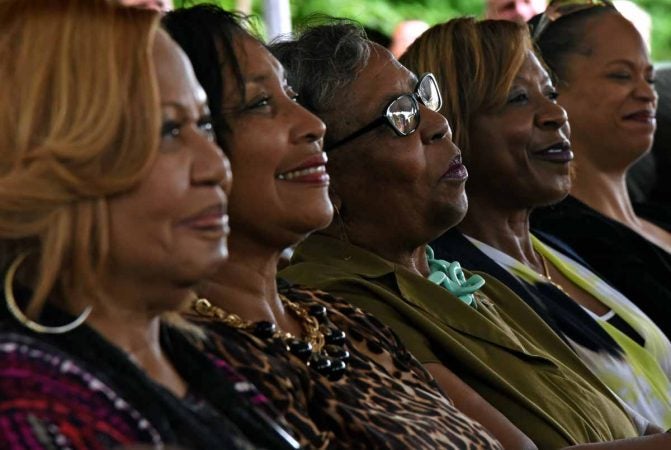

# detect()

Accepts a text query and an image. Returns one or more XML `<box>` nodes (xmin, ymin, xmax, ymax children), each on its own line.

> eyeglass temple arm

<box><xmin>325</xmin><ymin>117</ymin><xmax>387</xmax><ymax>153</ymax></box>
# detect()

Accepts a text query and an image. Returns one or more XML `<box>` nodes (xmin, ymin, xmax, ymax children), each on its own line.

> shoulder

<box><xmin>0</xmin><ymin>329</ymin><xmax>161</xmax><ymax>449</ymax></box>
<box><xmin>532</xmin><ymin>197</ymin><xmax>633</xmax><ymax>244</ymax></box>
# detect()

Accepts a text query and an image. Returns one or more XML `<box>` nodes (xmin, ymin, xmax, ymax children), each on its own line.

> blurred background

<box><xmin>173</xmin><ymin>0</ymin><xmax>670</xmax><ymax>61</ymax></box>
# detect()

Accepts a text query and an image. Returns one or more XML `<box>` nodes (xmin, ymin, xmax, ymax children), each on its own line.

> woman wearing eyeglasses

<box><xmin>529</xmin><ymin>1</ymin><xmax>671</xmax><ymax>341</ymax></box>
<box><xmin>163</xmin><ymin>5</ymin><xmax>505</xmax><ymax>449</ymax></box>
<box><xmin>270</xmin><ymin>19</ymin><xmax>671</xmax><ymax>448</ymax></box>
<box><xmin>401</xmin><ymin>14</ymin><xmax>671</xmax><ymax>432</ymax></box>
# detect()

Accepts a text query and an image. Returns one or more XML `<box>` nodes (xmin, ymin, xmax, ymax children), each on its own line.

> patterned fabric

<box><xmin>466</xmin><ymin>233</ymin><xmax>671</xmax><ymax>428</ymax></box>
<box><xmin>0</xmin><ymin>300</ymin><xmax>298</xmax><ymax>450</ymax></box>
<box><xmin>282</xmin><ymin>234</ymin><xmax>641</xmax><ymax>448</ymax></box>
<box><xmin>532</xmin><ymin>195</ymin><xmax>671</xmax><ymax>339</ymax></box>
<box><xmin>0</xmin><ymin>333</ymin><xmax>161</xmax><ymax>449</ymax></box>
<box><xmin>187</xmin><ymin>283</ymin><xmax>503</xmax><ymax>450</ymax></box>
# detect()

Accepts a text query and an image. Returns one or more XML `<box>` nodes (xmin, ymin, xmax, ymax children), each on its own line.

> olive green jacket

<box><xmin>280</xmin><ymin>234</ymin><xmax>639</xmax><ymax>449</ymax></box>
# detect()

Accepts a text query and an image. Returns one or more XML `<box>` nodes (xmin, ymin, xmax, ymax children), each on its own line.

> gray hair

<box><xmin>270</xmin><ymin>22</ymin><xmax>371</xmax><ymax>129</ymax></box>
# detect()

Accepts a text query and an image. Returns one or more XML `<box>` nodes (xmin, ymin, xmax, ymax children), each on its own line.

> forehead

<box><xmin>344</xmin><ymin>44</ymin><xmax>416</xmax><ymax>118</ymax></box>
<box><xmin>153</xmin><ymin>31</ymin><xmax>207</xmax><ymax>105</ymax></box>
<box><xmin>236</xmin><ymin>36</ymin><xmax>284</xmax><ymax>82</ymax></box>
<box><xmin>517</xmin><ymin>52</ymin><xmax>551</xmax><ymax>82</ymax></box>
<box><xmin>581</xmin><ymin>13</ymin><xmax>651</xmax><ymax>66</ymax></box>
<box><xmin>223</xmin><ymin>35</ymin><xmax>284</xmax><ymax>101</ymax></box>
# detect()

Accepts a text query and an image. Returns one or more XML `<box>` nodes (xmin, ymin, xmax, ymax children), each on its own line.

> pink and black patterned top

<box><xmin>0</xmin><ymin>301</ymin><xmax>299</xmax><ymax>450</ymax></box>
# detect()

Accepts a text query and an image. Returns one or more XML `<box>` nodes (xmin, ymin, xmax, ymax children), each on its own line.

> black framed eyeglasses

<box><xmin>531</xmin><ymin>0</ymin><xmax>614</xmax><ymax>41</ymax></box>
<box><xmin>326</xmin><ymin>73</ymin><xmax>443</xmax><ymax>152</ymax></box>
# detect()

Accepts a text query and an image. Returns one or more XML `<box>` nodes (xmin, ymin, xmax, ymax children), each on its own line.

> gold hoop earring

<box><xmin>4</xmin><ymin>252</ymin><xmax>92</xmax><ymax>334</ymax></box>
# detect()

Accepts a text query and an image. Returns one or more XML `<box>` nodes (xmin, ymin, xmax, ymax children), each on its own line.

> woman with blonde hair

<box><xmin>0</xmin><ymin>0</ymin><xmax>299</xmax><ymax>448</ymax></box>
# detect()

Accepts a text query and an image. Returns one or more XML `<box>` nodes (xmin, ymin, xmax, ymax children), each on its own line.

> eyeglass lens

<box><xmin>387</xmin><ymin>75</ymin><xmax>442</xmax><ymax>136</ymax></box>
<box><xmin>388</xmin><ymin>96</ymin><xmax>420</xmax><ymax>136</ymax></box>
<box><xmin>418</xmin><ymin>75</ymin><xmax>442</xmax><ymax>112</ymax></box>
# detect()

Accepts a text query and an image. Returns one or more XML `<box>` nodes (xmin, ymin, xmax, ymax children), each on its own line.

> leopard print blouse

<box><xmin>187</xmin><ymin>281</ymin><xmax>502</xmax><ymax>450</ymax></box>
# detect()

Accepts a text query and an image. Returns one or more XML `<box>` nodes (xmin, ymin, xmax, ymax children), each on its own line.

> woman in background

<box><xmin>530</xmin><ymin>0</ymin><xmax>671</xmax><ymax>339</ymax></box>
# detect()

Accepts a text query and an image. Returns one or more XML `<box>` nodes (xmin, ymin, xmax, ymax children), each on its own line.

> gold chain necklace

<box><xmin>538</xmin><ymin>252</ymin><xmax>567</xmax><ymax>293</ymax></box>
<box><xmin>192</xmin><ymin>295</ymin><xmax>348</xmax><ymax>380</ymax></box>
<box><xmin>193</xmin><ymin>295</ymin><xmax>325</xmax><ymax>352</ymax></box>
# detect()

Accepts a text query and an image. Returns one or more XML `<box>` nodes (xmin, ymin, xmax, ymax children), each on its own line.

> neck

<box><xmin>570</xmin><ymin>153</ymin><xmax>640</xmax><ymax>225</ymax></box>
<box><xmin>457</xmin><ymin>194</ymin><xmax>542</xmax><ymax>272</ymax></box>
<box><xmin>80</xmin><ymin>276</ymin><xmax>190</xmax><ymax>374</ymax></box>
<box><xmin>319</xmin><ymin>222</ymin><xmax>431</xmax><ymax>277</ymax></box>
<box><xmin>199</xmin><ymin>234</ymin><xmax>285</xmax><ymax>324</ymax></box>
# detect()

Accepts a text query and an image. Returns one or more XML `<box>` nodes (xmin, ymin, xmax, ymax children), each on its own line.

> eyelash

<box><xmin>248</xmin><ymin>96</ymin><xmax>271</xmax><ymax>109</ymax></box>
<box><xmin>246</xmin><ymin>87</ymin><xmax>300</xmax><ymax>111</ymax></box>
<box><xmin>507</xmin><ymin>92</ymin><xmax>528</xmax><ymax>104</ymax></box>
<box><xmin>160</xmin><ymin>117</ymin><xmax>215</xmax><ymax>140</ymax></box>
<box><xmin>505</xmin><ymin>90</ymin><xmax>558</xmax><ymax>107</ymax></box>
<box><xmin>608</xmin><ymin>72</ymin><xmax>656</xmax><ymax>85</ymax></box>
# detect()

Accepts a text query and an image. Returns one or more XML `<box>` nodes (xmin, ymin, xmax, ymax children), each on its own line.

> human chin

<box><xmin>285</xmin><ymin>194</ymin><xmax>334</xmax><ymax>238</ymax></box>
<box><xmin>433</xmin><ymin>189</ymin><xmax>468</xmax><ymax>229</ymax></box>
<box><xmin>534</xmin><ymin>175</ymin><xmax>571</xmax><ymax>207</ymax></box>
<box><xmin>172</xmin><ymin>240</ymin><xmax>228</xmax><ymax>285</ymax></box>
<box><xmin>172</xmin><ymin>228</ymin><xmax>229</xmax><ymax>277</ymax></box>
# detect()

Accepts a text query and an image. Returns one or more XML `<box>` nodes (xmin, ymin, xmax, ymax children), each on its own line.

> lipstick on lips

<box><xmin>442</xmin><ymin>154</ymin><xmax>468</xmax><ymax>180</ymax></box>
<box><xmin>532</xmin><ymin>140</ymin><xmax>573</xmax><ymax>163</ymax></box>
<box><xmin>623</xmin><ymin>109</ymin><xmax>656</xmax><ymax>127</ymax></box>
<box><xmin>276</xmin><ymin>153</ymin><xmax>329</xmax><ymax>183</ymax></box>
<box><xmin>179</xmin><ymin>204</ymin><xmax>229</xmax><ymax>235</ymax></box>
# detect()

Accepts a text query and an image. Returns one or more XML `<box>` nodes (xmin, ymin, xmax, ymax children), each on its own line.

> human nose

<box><xmin>536</xmin><ymin>100</ymin><xmax>568</xmax><ymax>130</ymax></box>
<box><xmin>418</xmin><ymin>104</ymin><xmax>452</xmax><ymax>144</ymax></box>
<box><xmin>191</xmin><ymin>130</ymin><xmax>232</xmax><ymax>194</ymax></box>
<box><xmin>288</xmin><ymin>101</ymin><xmax>327</xmax><ymax>147</ymax></box>
<box><xmin>633</xmin><ymin>77</ymin><xmax>657</xmax><ymax>105</ymax></box>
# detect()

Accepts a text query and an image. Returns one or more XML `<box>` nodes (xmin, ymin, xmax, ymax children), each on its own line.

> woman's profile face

<box><xmin>467</xmin><ymin>52</ymin><xmax>571</xmax><ymax>209</ymax></box>
<box><xmin>106</xmin><ymin>32</ymin><xmax>232</xmax><ymax>294</ymax></box>
<box><xmin>222</xmin><ymin>35</ymin><xmax>331</xmax><ymax>248</ymax></box>
<box><xmin>556</xmin><ymin>13</ymin><xmax>657</xmax><ymax>170</ymax></box>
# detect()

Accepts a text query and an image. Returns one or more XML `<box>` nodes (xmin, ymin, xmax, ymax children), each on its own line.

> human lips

<box><xmin>532</xmin><ymin>139</ymin><xmax>573</xmax><ymax>163</ymax></box>
<box><xmin>441</xmin><ymin>154</ymin><xmax>468</xmax><ymax>181</ymax></box>
<box><xmin>622</xmin><ymin>109</ymin><xmax>656</xmax><ymax>128</ymax></box>
<box><xmin>276</xmin><ymin>153</ymin><xmax>329</xmax><ymax>184</ymax></box>
<box><xmin>178</xmin><ymin>203</ymin><xmax>229</xmax><ymax>237</ymax></box>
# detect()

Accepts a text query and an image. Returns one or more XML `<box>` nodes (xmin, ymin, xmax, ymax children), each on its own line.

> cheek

<box><xmin>108</xmin><ymin>163</ymin><xmax>192</xmax><ymax>254</ymax></box>
<box><xmin>228</xmin><ymin>157</ymin><xmax>278</xmax><ymax>219</ymax></box>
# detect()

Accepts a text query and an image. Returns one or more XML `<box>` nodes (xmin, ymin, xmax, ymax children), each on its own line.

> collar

<box><xmin>291</xmin><ymin>234</ymin><xmax>397</xmax><ymax>279</ymax></box>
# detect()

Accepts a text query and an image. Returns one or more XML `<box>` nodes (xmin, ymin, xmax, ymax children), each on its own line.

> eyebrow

<box><xmin>605</xmin><ymin>59</ymin><xmax>654</xmax><ymax>71</ymax></box>
<box><xmin>244</xmin><ymin>65</ymin><xmax>287</xmax><ymax>86</ymax></box>
<box><xmin>161</xmin><ymin>101</ymin><xmax>208</xmax><ymax>117</ymax></box>
<box><xmin>370</xmin><ymin>75</ymin><xmax>417</xmax><ymax>114</ymax></box>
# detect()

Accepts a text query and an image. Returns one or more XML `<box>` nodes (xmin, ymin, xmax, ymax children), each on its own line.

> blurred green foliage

<box><xmin>174</xmin><ymin>0</ymin><xmax>671</xmax><ymax>61</ymax></box>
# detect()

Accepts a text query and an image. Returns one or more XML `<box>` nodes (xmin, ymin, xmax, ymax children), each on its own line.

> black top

<box><xmin>531</xmin><ymin>195</ymin><xmax>671</xmax><ymax>339</ymax></box>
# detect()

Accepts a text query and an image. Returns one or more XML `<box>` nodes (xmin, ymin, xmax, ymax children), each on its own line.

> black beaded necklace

<box><xmin>192</xmin><ymin>295</ymin><xmax>349</xmax><ymax>380</ymax></box>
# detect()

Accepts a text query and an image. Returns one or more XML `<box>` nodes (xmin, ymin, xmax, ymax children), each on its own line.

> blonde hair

<box><xmin>0</xmin><ymin>0</ymin><xmax>160</xmax><ymax>318</ymax></box>
<box><xmin>400</xmin><ymin>17</ymin><xmax>533</xmax><ymax>157</ymax></box>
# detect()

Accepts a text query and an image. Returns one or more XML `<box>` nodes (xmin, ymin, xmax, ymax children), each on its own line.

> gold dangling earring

<box><xmin>4</xmin><ymin>252</ymin><xmax>92</xmax><ymax>334</ymax></box>
<box><xmin>332</xmin><ymin>204</ymin><xmax>352</xmax><ymax>261</ymax></box>
<box><xmin>332</xmin><ymin>204</ymin><xmax>350</xmax><ymax>244</ymax></box>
